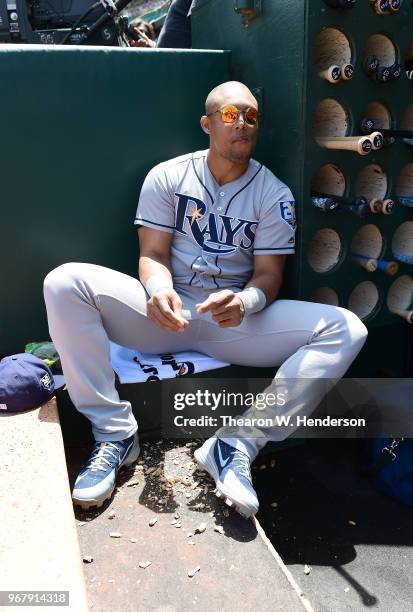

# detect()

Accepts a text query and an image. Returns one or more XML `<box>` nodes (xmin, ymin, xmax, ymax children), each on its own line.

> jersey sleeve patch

<box><xmin>279</xmin><ymin>201</ymin><xmax>296</xmax><ymax>230</ymax></box>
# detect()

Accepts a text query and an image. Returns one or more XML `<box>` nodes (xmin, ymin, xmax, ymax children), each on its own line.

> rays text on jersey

<box><xmin>174</xmin><ymin>192</ymin><xmax>258</xmax><ymax>254</ymax></box>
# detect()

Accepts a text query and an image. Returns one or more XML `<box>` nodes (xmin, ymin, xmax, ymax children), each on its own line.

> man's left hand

<box><xmin>195</xmin><ymin>290</ymin><xmax>244</xmax><ymax>327</ymax></box>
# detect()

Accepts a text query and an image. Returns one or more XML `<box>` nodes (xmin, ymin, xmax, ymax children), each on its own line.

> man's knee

<box><xmin>333</xmin><ymin>306</ymin><xmax>368</xmax><ymax>351</ymax></box>
<box><xmin>43</xmin><ymin>262</ymin><xmax>86</xmax><ymax>304</ymax></box>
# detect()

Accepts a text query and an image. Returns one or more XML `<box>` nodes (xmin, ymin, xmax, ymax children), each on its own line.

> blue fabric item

<box><xmin>0</xmin><ymin>353</ymin><xmax>65</xmax><ymax>412</ymax></box>
<box><xmin>368</xmin><ymin>438</ymin><xmax>413</xmax><ymax>507</ymax></box>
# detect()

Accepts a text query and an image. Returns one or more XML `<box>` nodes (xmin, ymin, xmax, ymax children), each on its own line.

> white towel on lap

<box><xmin>109</xmin><ymin>342</ymin><xmax>229</xmax><ymax>384</ymax></box>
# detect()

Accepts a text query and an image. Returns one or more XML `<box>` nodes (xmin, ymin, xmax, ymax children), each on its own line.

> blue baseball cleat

<box><xmin>194</xmin><ymin>438</ymin><xmax>259</xmax><ymax>518</ymax></box>
<box><xmin>72</xmin><ymin>432</ymin><xmax>140</xmax><ymax>509</ymax></box>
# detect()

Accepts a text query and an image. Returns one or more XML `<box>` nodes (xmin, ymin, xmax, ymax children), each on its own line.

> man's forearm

<box><xmin>139</xmin><ymin>255</ymin><xmax>174</xmax><ymax>293</ymax></box>
<box><xmin>244</xmin><ymin>272</ymin><xmax>283</xmax><ymax>307</ymax></box>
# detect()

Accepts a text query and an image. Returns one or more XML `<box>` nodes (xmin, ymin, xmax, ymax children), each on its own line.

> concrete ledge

<box><xmin>0</xmin><ymin>398</ymin><xmax>88</xmax><ymax>611</ymax></box>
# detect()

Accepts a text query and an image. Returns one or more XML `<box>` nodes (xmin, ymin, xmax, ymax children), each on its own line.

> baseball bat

<box><xmin>368</xmin><ymin>199</ymin><xmax>384</xmax><ymax>213</ymax></box>
<box><xmin>389</xmin><ymin>0</ymin><xmax>402</xmax><ymax>12</ymax></box>
<box><xmin>363</xmin><ymin>59</ymin><xmax>391</xmax><ymax>82</ymax></box>
<box><xmin>397</xmin><ymin>196</ymin><xmax>413</xmax><ymax>207</ymax></box>
<box><xmin>312</xmin><ymin>192</ymin><xmax>367</xmax><ymax>207</ymax></box>
<box><xmin>393</xmin><ymin>252</ymin><xmax>413</xmax><ymax>265</ymax></box>
<box><xmin>364</xmin><ymin>55</ymin><xmax>380</xmax><ymax>75</ymax></box>
<box><xmin>319</xmin><ymin>65</ymin><xmax>342</xmax><ymax>83</ymax></box>
<box><xmin>374</xmin><ymin>66</ymin><xmax>391</xmax><ymax>82</ymax></box>
<box><xmin>316</xmin><ymin>136</ymin><xmax>372</xmax><ymax>155</ymax></box>
<box><xmin>389</xmin><ymin>63</ymin><xmax>402</xmax><ymax>80</ymax></box>
<box><xmin>360</xmin><ymin>118</ymin><xmax>413</xmax><ymax>140</ymax></box>
<box><xmin>384</xmin><ymin>136</ymin><xmax>396</xmax><ymax>147</ymax></box>
<box><xmin>310</xmin><ymin>196</ymin><xmax>341</xmax><ymax>212</ymax></box>
<box><xmin>341</xmin><ymin>64</ymin><xmax>355</xmax><ymax>80</ymax></box>
<box><xmin>370</xmin><ymin>0</ymin><xmax>391</xmax><ymax>15</ymax></box>
<box><xmin>381</xmin><ymin>199</ymin><xmax>395</xmax><ymax>215</ymax></box>
<box><xmin>352</xmin><ymin>252</ymin><xmax>399</xmax><ymax>275</ymax></box>
<box><xmin>344</xmin><ymin>202</ymin><xmax>370</xmax><ymax>217</ymax></box>
<box><xmin>368</xmin><ymin>131</ymin><xmax>384</xmax><ymax>150</ymax></box>
<box><xmin>311</xmin><ymin>192</ymin><xmax>370</xmax><ymax>216</ymax></box>
<box><xmin>388</xmin><ymin>306</ymin><xmax>413</xmax><ymax>323</ymax></box>
<box><xmin>323</xmin><ymin>0</ymin><xmax>355</xmax><ymax>8</ymax></box>
<box><xmin>377</xmin><ymin>259</ymin><xmax>399</xmax><ymax>275</ymax></box>
<box><xmin>351</xmin><ymin>253</ymin><xmax>378</xmax><ymax>272</ymax></box>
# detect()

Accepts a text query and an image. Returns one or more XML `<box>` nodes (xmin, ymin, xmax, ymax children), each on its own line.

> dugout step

<box><xmin>66</xmin><ymin>438</ymin><xmax>313</xmax><ymax>612</ymax></box>
<box><xmin>0</xmin><ymin>398</ymin><xmax>88</xmax><ymax>611</ymax></box>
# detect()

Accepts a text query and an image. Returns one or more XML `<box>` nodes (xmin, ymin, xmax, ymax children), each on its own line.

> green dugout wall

<box><xmin>192</xmin><ymin>0</ymin><xmax>413</xmax><ymax>376</ymax></box>
<box><xmin>0</xmin><ymin>45</ymin><xmax>230</xmax><ymax>356</ymax></box>
<box><xmin>2</xmin><ymin>0</ymin><xmax>413</xmax><ymax>381</ymax></box>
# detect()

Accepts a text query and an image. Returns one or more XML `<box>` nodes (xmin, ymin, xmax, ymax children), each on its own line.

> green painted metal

<box><xmin>0</xmin><ymin>46</ymin><xmax>230</xmax><ymax>355</ymax></box>
<box><xmin>192</xmin><ymin>0</ymin><xmax>413</xmax><ymax>375</ymax></box>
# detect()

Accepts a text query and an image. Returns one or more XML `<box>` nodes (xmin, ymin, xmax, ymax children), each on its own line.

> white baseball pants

<box><xmin>43</xmin><ymin>263</ymin><xmax>367</xmax><ymax>461</ymax></box>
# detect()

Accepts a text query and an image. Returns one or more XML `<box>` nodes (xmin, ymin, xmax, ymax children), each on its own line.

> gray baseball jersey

<box><xmin>134</xmin><ymin>149</ymin><xmax>296</xmax><ymax>291</ymax></box>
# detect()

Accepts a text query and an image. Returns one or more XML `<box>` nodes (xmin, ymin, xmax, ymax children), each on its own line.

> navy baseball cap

<box><xmin>0</xmin><ymin>353</ymin><xmax>65</xmax><ymax>413</ymax></box>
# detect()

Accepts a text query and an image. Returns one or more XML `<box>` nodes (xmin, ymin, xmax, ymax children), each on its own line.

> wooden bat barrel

<box><xmin>316</xmin><ymin>136</ymin><xmax>372</xmax><ymax>155</ymax></box>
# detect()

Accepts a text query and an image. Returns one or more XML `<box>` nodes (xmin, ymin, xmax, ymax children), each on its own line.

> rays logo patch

<box><xmin>279</xmin><ymin>201</ymin><xmax>296</xmax><ymax>230</ymax></box>
<box><xmin>40</xmin><ymin>372</ymin><xmax>53</xmax><ymax>391</ymax></box>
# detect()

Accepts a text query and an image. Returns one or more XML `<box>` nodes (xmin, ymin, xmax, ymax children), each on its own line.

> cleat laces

<box><xmin>232</xmin><ymin>450</ymin><xmax>252</xmax><ymax>481</ymax></box>
<box><xmin>85</xmin><ymin>443</ymin><xmax>121</xmax><ymax>473</ymax></box>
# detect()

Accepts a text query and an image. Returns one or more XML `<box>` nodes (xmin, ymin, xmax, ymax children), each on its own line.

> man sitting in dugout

<box><xmin>43</xmin><ymin>81</ymin><xmax>367</xmax><ymax>518</ymax></box>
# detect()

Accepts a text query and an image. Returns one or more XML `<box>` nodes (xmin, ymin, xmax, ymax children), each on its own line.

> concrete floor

<box><xmin>65</xmin><ymin>436</ymin><xmax>413</xmax><ymax>612</ymax></box>
<box><xmin>255</xmin><ymin>438</ymin><xmax>413</xmax><ymax>612</ymax></box>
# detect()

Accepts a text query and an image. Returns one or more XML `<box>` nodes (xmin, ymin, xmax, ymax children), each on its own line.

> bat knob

<box><xmin>390</xmin><ymin>63</ymin><xmax>402</xmax><ymax>80</ymax></box>
<box><xmin>372</xmin><ymin>133</ymin><xmax>384</xmax><ymax>149</ymax></box>
<box><xmin>364</xmin><ymin>55</ymin><xmax>379</xmax><ymax>74</ymax></box>
<box><xmin>361</xmin><ymin>139</ymin><xmax>372</xmax><ymax>153</ymax></box>
<box><xmin>331</xmin><ymin>66</ymin><xmax>342</xmax><ymax>81</ymax></box>
<box><xmin>377</xmin><ymin>67</ymin><xmax>391</xmax><ymax>82</ymax></box>
<box><xmin>342</xmin><ymin>64</ymin><xmax>354</xmax><ymax>80</ymax></box>
<box><xmin>389</xmin><ymin>0</ymin><xmax>401</xmax><ymax>12</ymax></box>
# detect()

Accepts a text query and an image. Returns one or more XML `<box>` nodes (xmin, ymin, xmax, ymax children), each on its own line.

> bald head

<box><xmin>201</xmin><ymin>80</ymin><xmax>259</xmax><ymax>168</ymax></box>
<box><xmin>205</xmin><ymin>81</ymin><xmax>257</xmax><ymax>115</ymax></box>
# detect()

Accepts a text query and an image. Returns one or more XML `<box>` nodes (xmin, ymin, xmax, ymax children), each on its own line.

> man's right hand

<box><xmin>147</xmin><ymin>289</ymin><xmax>189</xmax><ymax>332</ymax></box>
<box><xmin>129</xmin><ymin>29</ymin><xmax>156</xmax><ymax>48</ymax></box>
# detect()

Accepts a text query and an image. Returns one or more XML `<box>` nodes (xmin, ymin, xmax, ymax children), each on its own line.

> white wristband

<box><xmin>145</xmin><ymin>275</ymin><xmax>173</xmax><ymax>297</ymax></box>
<box><xmin>237</xmin><ymin>287</ymin><xmax>267</xmax><ymax>317</ymax></box>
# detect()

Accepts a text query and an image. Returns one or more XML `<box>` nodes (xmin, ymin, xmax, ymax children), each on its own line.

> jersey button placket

<box><xmin>216</xmin><ymin>190</ymin><xmax>225</xmax><ymax>212</ymax></box>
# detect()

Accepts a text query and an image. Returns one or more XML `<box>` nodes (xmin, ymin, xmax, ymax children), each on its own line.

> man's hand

<box><xmin>129</xmin><ymin>29</ymin><xmax>156</xmax><ymax>47</ymax></box>
<box><xmin>147</xmin><ymin>289</ymin><xmax>189</xmax><ymax>332</ymax></box>
<box><xmin>195</xmin><ymin>290</ymin><xmax>245</xmax><ymax>328</ymax></box>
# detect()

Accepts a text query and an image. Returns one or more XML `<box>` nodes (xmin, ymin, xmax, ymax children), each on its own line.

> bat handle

<box><xmin>351</xmin><ymin>253</ymin><xmax>378</xmax><ymax>272</ymax></box>
<box><xmin>377</xmin><ymin>260</ymin><xmax>399</xmax><ymax>275</ymax></box>
<box><xmin>319</xmin><ymin>66</ymin><xmax>342</xmax><ymax>83</ymax></box>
